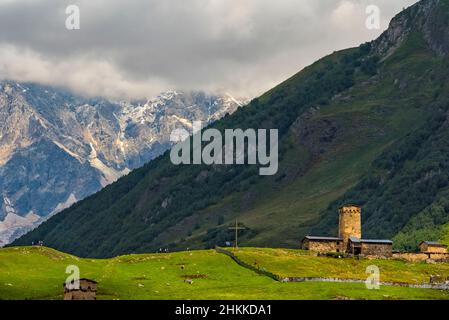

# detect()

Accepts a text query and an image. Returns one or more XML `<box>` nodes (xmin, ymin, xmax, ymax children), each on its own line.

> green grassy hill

<box><xmin>232</xmin><ymin>248</ymin><xmax>449</xmax><ymax>284</ymax></box>
<box><xmin>12</xmin><ymin>0</ymin><xmax>449</xmax><ymax>256</ymax></box>
<box><xmin>1</xmin><ymin>246</ymin><xmax>449</xmax><ymax>300</ymax></box>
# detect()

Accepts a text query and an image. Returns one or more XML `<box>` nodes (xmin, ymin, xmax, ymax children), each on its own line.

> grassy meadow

<box><xmin>1</xmin><ymin>246</ymin><xmax>449</xmax><ymax>300</ymax></box>
<box><xmin>232</xmin><ymin>248</ymin><xmax>449</xmax><ymax>284</ymax></box>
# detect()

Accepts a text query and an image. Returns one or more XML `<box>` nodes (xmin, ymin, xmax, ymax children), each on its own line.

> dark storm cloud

<box><xmin>0</xmin><ymin>0</ymin><xmax>417</xmax><ymax>99</ymax></box>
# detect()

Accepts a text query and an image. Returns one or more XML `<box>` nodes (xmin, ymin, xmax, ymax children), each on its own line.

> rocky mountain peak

<box><xmin>0</xmin><ymin>81</ymin><xmax>246</xmax><ymax>246</ymax></box>
<box><xmin>373</xmin><ymin>0</ymin><xmax>449</xmax><ymax>59</ymax></box>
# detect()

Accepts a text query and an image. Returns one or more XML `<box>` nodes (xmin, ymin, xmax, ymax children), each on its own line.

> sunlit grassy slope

<box><xmin>232</xmin><ymin>248</ymin><xmax>449</xmax><ymax>284</ymax></box>
<box><xmin>1</xmin><ymin>246</ymin><xmax>449</xmax><ymax>300</ymax></box>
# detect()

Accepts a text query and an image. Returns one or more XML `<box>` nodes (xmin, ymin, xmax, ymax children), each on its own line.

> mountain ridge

<box><xmin>13</xmin><ymin>0</ymin><xmax>449</xmax><ymax>256</ymax></box>
<box><xmin>0</xmin><ymin>81</ymin><xmax>244</xmax><ymax>245</ymax></box>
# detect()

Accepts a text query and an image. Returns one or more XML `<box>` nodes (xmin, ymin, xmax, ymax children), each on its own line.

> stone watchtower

<box><xmin>338</xmin><ymin>205</ymin><xmax>361</xmax><ymax>249</ymax></box>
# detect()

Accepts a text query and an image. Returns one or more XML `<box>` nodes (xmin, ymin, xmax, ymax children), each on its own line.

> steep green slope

<box><xmin>13</xmin><ymin>0</ymin><xmax>449</xmax><ymax>257</ymax></box>
<box><xmin>2</xmin><ymin>246</ymin><xmax>449</xmax><ymax>300</ymax></box>
<box><xmin>13</xmin><ymin>46</ymin><xmax>372</xmax><ymax>256</ymax></box>
<box><xmin>312</xmin><ymin>29</ymin><xmax>449</xmax><ymax>249</ymax></box>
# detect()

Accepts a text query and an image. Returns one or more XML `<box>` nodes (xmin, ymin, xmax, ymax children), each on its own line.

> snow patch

<box><xmin>88</xmin><ymin>142</ymin><xmax>129</xmax><ymax>186</ymax></box>
<box><xmin>52</xmin><ymin>140</ymin><xmax>84</xmax><ymax>163</ymax></box>
<box><xmin>0</xmin><ymin>196</ymin><xmax>42</xmax><ymax>246</ymax></box>
<box><xmin>51</xmin><ymin>193</ymin><xmax>77</xmax><ymax>215</ymax></box>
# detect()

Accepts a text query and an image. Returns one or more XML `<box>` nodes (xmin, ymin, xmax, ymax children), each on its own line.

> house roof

<box><xmin>349</xmin><ymin>236</ymin><xmax>361</xmax><ymax>243</ymax></box>
<box><xmin>348</xmin><ymin>236</ymin><xmax>392</xmax><ymax>244</ymax></box>
<box><xmin>420</xmin><ymin>241</ymin><xmax>448</xmax><ymax>247</ymax></box>
<box><xmin>62</xmin><ymin>278</ymin><xmax>98</xmax><ymax>287</ymax></box>
<box><xmin>303</xmin><ymin>236</ymin><xmax>342</xmax><ymax>242</ymax></box>
<box><xmin>360</xmin><ymin>239</ymin><xmax>393</xmax><ymax>244</ymax></box>
<box><xmin>79</xmin><ymin>278</ymin><xmax>98</xmax><ymax>283</ymax></box>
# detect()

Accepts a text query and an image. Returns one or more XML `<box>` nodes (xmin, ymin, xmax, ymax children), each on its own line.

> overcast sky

<box><xmin>0</xmin><ymin>0</ymin><xmax>417</xmax><ymax>99</ymax></box>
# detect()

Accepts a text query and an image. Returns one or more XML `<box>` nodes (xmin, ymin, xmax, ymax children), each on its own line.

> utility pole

<box><xmin>228</xmin><ymin>219</ymin><xmax>246</xmax><ymax>250</ymax></box>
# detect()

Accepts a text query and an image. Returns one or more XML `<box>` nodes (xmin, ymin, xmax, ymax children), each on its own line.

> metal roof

<box><xmin>305</xmin><ymin>236</ymin><xmax>392</xmax><ymax>244</ymax></box>
<box><xmin>304</xmin><ymin>236</ymin><xmax>342</xmax><ymax>241</ymax></box>
<box><xmin>420</xmin><ymin>241</ymin><xmax>447</xmax><ymax>247</ymax></box>
<box><xmin>360</xmin><ymin>239</ymin><xmax>393</xmax><ymax>244</ymax></box>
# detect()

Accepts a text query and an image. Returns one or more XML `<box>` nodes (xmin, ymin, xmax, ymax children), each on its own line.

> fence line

<box><xmin>215</xmin><ymin>247</ymin><xmax>281</xmax><ymax>281</ymax></box>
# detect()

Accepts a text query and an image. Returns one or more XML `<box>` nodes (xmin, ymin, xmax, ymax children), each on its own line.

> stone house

<box><xmin>348</xmin><ymin>236</ymin><xmax>393</xmax><ymax>257</ymax></box>
<box><xmin>63</xmin><ymin>278</ymin><xmax>97</xmax><ymax>300</ymax></box>
<box><xmin>419</xmin><ymin>241</ymin><xmax>448</xmax><ymax>254</ymax></box>
<box><xmin>302</xmin><ymin>236</ymin><xmax>343</xmax><ymax>253</ymax></box>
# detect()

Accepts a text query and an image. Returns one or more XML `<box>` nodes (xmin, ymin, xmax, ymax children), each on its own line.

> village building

<box><xmin>302</xmin><ymin>205</ymin><xmax>393</xmax><ymax>257</ymax></box>
<box><xmin>419</xmin><ymin>241</ymin><xmax>448</xmax><ymax>254</ymax></box>
<box><xmin>63</xmin><ymin>278</ymin><xmax>97</xmax><ymax>300</ymax></box>
<box><xmin>302</xmin><ymin>236</ymin><xmax>343</xmax><ymax>253</ymax></box>
<box><xmin>347</xmin><ymin>237</ymin><xmax>393</xmax><ymax>257</ymax></box>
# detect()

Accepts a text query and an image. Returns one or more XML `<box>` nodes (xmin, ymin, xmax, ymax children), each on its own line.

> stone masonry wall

<box><xmin>393</xmin><ymin>252</ymin><xmax>429</xmax><ymax>262</ymax></box>
<box><xmin>361</xmin><ymin>243</ymin><xmax>392</xmax><ymax>257</ymax></box>
<box><xmin>338</xmin><ymin>206</ymin><xmax>361</xmax><ymax>248</ymax></box>
<box><xmin>424</xmin><ymin>246</ymin><xmax>448</xmax><ymax>254</ymax></box>
<box><xmin>307</xmin><ymin>240</ymin><xmax>342</xmax><ymax>253</ymax></box>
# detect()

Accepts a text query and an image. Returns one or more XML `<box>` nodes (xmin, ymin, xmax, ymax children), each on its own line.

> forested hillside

<box><xmin>14</xmin><ymin>0</ymin><xmax>449</xmax><ymax>256</ymax></box>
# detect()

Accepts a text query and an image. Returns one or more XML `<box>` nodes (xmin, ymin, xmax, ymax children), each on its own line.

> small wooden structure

<box><xmin>63</xmin><ymin>278</ymin><xmax>97</xmax><ymax>300</ymax></box>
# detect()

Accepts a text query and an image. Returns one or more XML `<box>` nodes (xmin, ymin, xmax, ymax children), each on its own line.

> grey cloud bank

<box><xmin>0</xmin><ymin>0</ymin><xmax>417</xmax><ymax>99</ymax></box>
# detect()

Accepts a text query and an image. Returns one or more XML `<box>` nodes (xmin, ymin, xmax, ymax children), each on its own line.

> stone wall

<box><xmin>392</xmin><ymin>252</ymin><xmax>429</xmax><ymax>262</ymax></box>
<box><xmin>281</xmin><ymin>277</ymin><xmax>449</xmax><ymax>290</ymax></box>
<box><xmin>392</xmin><ymin>252</ymin><xmax>449</xmax><ymax>263</ymax></box>
<box><xmin>215</xmin><ymin>247</ymin><xmax>281</xmax><ymax>281</ymax></box>
<box><xmin>79</xmin><ymin>279</ymin><xmax>97</xmax><ymax>292</ymax></box>
<box><xmin>361</xmin><ymin>243</ymin><xmax>392</xmax><ymax>257</ymax></box>
<box><xmin>420</xmin><ymin>243</ymin><xmax>448</xmax><ymax>254</ymax></box>
<box><xmin>338</xmin><ymin>206</ymin><xmax>361</xmax><ymax>248</ymax></box>
<box><xmin>429</xmin><ymin>253</ymin><xmax>449</xmax><ymax>262</ymax></box>
<box><xmin>304</xmin><ymin>239</ymin><xmax>343</xmax><ymax>253</ymax></box>
<box><xmin>63</xmin><ymin>279</ymin><xmax>97</xmax><ymax>300</ymax></box>
<box><xmin>64</xmin><ymin>290</ymin><xmax>96</xmax><ymax>300</ymax></box>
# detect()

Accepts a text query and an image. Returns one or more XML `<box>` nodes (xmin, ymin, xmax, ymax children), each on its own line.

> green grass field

<box><xmin>231</xmin><ymin>248</ymin><xmax>449</xmax><ymax>284</ymax></box>
<box><xmin>1</xmin><ymin>246</ymin><xmax>449</xmax><ymax>300</ymax></box>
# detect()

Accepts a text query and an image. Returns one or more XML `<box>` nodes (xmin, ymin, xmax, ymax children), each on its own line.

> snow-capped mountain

<box><xmin>0</xmin><ymin>81</ymin><xmax>246</xmax><ymax>246</ymax></box>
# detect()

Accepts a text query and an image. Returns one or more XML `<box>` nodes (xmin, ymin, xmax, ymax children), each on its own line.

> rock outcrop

<box><xmin>0</xmin><ymin>81</ymin><xmax>245</xmax><ymax>245</ymax></box>
<box><xmin>374</xmin><ymin>0</ymin><xmax>449</xmax><ymax>58</ymax></box>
